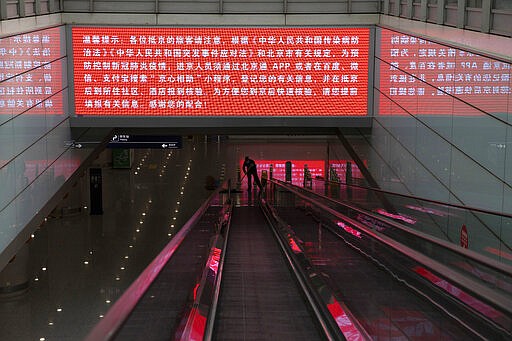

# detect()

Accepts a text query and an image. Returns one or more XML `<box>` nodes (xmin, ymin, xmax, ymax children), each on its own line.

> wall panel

<box><xmin>374</xmin><ymin>26</ymin><xmax>511</xmax><ymax>214</ymax></box>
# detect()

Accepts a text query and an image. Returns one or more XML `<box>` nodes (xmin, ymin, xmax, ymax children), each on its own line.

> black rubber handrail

<box><xmin>313</xmin><ymin>177</ymin><xmax>512</xmax><ymax>220</ymax></box>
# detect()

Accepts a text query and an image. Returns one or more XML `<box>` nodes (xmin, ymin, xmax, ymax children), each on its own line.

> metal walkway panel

<box><xmin>214</xmin><ymin>206</ymin><xmax>323</xmax><ymax>340</ymax></box>
<box><xmin>113</xmin><ymin>207</ymin><xmax>221</xmax><ymax>341</ymax></box>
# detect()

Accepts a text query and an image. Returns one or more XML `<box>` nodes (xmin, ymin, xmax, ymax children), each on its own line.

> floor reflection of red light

<box><xmin>414</xmin><ymin>266</ymin><xmax>504</xmax><ymax>321</ymax></box>
<box><xmin>288</xmin><ymin>236</ymin><xmax>302</xmax><ymax>253</ymax></box>
<box><xmin>188</xmin><ymin>307</ymin><xmax>207</xmax><ymax>340</ymax></box>
<box><xmin>336</xmin><ymin>221</ymin><xmax>362</xmax><ymax>239</ymax></box>
<box><xmin>192</xmin><ymin>283</ymin><xmax>200</xmax><ymax>301</ymax></box>
<box><xmin>376</xmin><ymin>208</ymin><xmax>417</xmax><ymax>224</ymax></box>
<box><xmin>327</xmin><ymin>300</ymin><xmax>364</xmax><ymax>340</ymax></box>
<box><xmin>208</xmin><ymin>247</ymin><xmax>221</xmax><ymax>275</ymax></box>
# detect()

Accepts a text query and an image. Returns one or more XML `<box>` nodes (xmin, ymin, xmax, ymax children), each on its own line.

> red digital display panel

<box><xmin>245</xmin><ymin>159</ymin><xmax>324</xmax><ymax>185</ymax></box>
<box><xmin>0</xmin><ymin>27</ymin><xmax>64</xmax><ymax>116</ymax></box>
<box><xmin>379</xmin><ymin>28</ymin><xmax>511</xmax><ymax>115</ymax></box>
<box><xmin>72</xmin><ymin>27</ymin><xmax>370</xmax><ymax>116</ymax></box>
<box><xmin>329</xmin><ymin>161</ymin><xmax>363</xmax><ymax>179</ymax></box>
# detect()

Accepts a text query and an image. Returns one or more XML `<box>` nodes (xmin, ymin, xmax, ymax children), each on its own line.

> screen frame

<box><xmin>66</xmin><ymin>24</ymin><xmax>375</xmax><ymax>128</ymax></box>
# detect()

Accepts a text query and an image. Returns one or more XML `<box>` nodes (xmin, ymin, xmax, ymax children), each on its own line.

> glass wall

<box><xmin>0</xmin><ymin>26</ymin><xmax>86</xmax><ymax>256</ymax></box>
<box><xmin>373</xmin><ymin>27</ymin><xmax>511</xmax><ymax>215</ymax></box>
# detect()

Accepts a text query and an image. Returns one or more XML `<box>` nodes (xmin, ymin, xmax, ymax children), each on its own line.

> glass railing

<box><xmin>307</xmin><ymin>178</ymin><xmax>512</xmax><ymax>267</ymax></box>
<box><xmin>269</xmin><ymin>179</ymin><xmax>512</xmax><ymax>335</ymax></box>
<box><xmin>84</xmin><ymin>181</ymin><xmax>231</xmax><ymax>341</ymax></box>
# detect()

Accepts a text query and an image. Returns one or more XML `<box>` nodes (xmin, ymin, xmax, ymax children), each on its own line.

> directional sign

<box><xmin>108</xmin><ymin>135</ymin><xmax>182</xmax><ymax>149</ymax></box>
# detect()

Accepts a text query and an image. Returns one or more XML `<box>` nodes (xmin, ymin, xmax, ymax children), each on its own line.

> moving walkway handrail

<box><xmin>261</xmin><ymin>198</ymin><xmax>369</xmax><ymax>340</ymax></box>
<box><xmin>291</xmin><ymin>179</ymin><xmax>512</xmax><ymax>277</ymax></box>
<box><xmin>271</xmin><ymin>179</ymin><xmax>512</xmax><ymax>321</ymax></box>
<box><xmin>317</xmin><ymin>169</ymin><xmax>512</xmax><ymax>254</ymax></box>
<box><xmin>314</xmin><ymin>177</ymin><xmax>512</xmax><ymax>220</ymax></box>
<box><xmin>84</xmin><ymin>182</ymin><xmax>228</xmax><ymax>341</ymax></box>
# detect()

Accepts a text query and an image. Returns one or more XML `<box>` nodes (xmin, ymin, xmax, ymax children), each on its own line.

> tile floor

<box><xmin>0</xmin><ymin>136</ymin><xmax>335</xmax><ymax>341</ymax></box>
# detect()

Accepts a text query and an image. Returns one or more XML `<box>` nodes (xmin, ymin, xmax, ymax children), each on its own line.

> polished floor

<box><xmin>0</xmin><ymin>136</ymin><xmax>337</xmax><ymax>341</ymax></box>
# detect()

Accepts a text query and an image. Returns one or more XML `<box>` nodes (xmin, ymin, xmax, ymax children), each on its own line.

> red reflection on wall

<box><xmin>327</xmin><ymin>300</ymin><xmax>364</xmax><ymax>340</ymax></box>
<box><xmin>72</xmin><ymin>27</ymin><xmax>370</xmax><ymax>116</ymax></box>
<box><xmin>24</xmin><ymin>159</ymin><xmax>81</xmax><ymax>183</ymax></box>
<box><xmin>414</xmin><ymin>266</ymin><xmax>506</xmax><ymax>323</ymax></box>
<box><xmin>246</xmin><ymin>159</ymin><xmax>324</xmax><ymax>185</ymax></box>
<box><xmin>379</xmin><ymin>29</ymin><xmax>511</xmax><ymax>115</ymax></box>
<box><xmin>0</xmin><ymin>27</ymin><xmax>63</xmax><ymax>115</ymax></box>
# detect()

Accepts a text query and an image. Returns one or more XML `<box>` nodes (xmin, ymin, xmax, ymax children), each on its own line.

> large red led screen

<box><xmin>72</xmin><ymin>27</ymin><xmax>370</xmax><ymax>116</ymax></box>
<box><xmin>252</xmin><ymin>159</ymin><xmax>325</xmax><ymax>185</ymax></box>
<box><xmin>378</xmin><ymin>28</ymin><xmax>511</xmax><ymax>116</ymax></box>
<box><xmin>0</xmin><ymin>26</ymin><xmax>64</xmax><ymax>116</ymax></box>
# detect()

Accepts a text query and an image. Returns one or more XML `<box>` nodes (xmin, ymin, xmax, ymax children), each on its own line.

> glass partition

<box><xmin>269</xmin><ymin>179</ymin><xmax>512</xmax><ymax>334</ymax></box>
<box><xmin>309</xmin><ymin>177</ymin><xmax>512</xmax><ymax>267</ymax></box>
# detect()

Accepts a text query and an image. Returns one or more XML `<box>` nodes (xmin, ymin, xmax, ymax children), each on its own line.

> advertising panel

<box><xmin>72</xmin><ymin>27</ymin><xmax>370</xmax><ymax>116</ymax></box>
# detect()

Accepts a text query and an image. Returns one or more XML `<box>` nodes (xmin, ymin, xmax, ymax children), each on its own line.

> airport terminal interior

<box><xmin>0</xmin><ymin>1</ymin><xmax>511</xmax><ymax>340</ymax></box>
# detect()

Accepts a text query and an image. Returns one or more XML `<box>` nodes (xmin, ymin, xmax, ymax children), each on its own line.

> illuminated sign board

<box><xmin>378</xmin><ymin>29</ymin><xmax>511</xmax><ymax>115</ymax></box>
<box><xmin>72</xmin><ymin>27</ymin><xmax>370</xmax><ymax>116</ymax></box>
<box><xmin>329</xmin><ymin>161</ymin><xmax>363</xmax><ymax>179</ymax></box>
<box><xmin>107</xmin><ymin>134</ymin><xmax>182</xmax><ymax>149</ymax></box>
<box><xmin>246</xmin><ymin>159</ymin><xmax>324</xmax><ymax>185</ymax></box>
<box><xmin>0</xmin><ymin>27</ymin><xmax>64</xmax><ymax>116</ymax></box>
